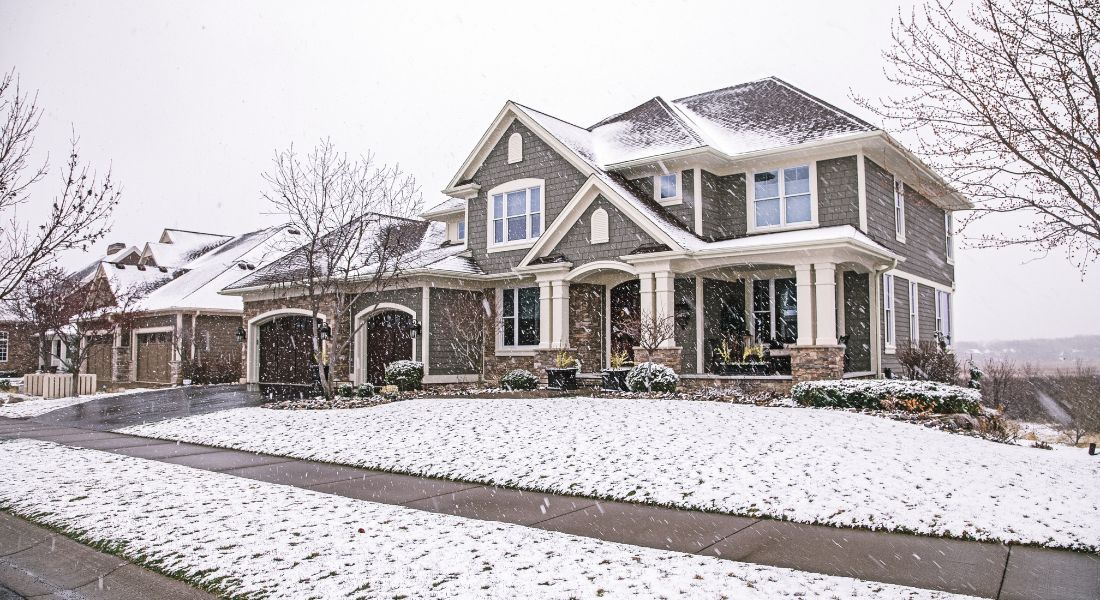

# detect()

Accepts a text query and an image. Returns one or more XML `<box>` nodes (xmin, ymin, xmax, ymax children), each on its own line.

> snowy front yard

<box><xmin>0</xmin><ymin>439</ymin><xmax>970</xmax><ymax>599</ymax></box>
<box><xmin>119</xmin><ymin>397</ymin><xmax>1100</xmax><ymax>551</ymax></box>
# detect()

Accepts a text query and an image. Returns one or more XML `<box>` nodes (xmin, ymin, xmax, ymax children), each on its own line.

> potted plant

<box><xmin>714</xmin><ymin>338</ymin><xmax>737</xmax><ymax>376</ymax></box>
<box><xmin>546</xmin><ymin>351</ymin><xmax>579</xmax><ymax>390</ymax></box>
<box><xmin>728</xmin><ymin>342</ymin><xmax>768</xmax><ymax>376</ymax></box>
<box><xmin>601</xmin><ymin>351</ymin><xmax>631</xmax><ymax>391</ymax></box>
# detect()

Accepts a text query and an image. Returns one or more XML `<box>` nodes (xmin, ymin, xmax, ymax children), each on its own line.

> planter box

<box><xmin>546</xmin><ymin>367</ymin><xmax>579</xmax><ymax>390</ymax></box>
<box><xmin>601</xmin><ymin>369</ymin><xmax>630</xmax><ymax>392</ymax></box>
<box><xmin>717</xmin><ymin>362</ymin><xmax>769</xmax><ymax>376</ymax></box>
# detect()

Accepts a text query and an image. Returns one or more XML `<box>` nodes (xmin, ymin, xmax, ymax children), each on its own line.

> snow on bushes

<box><xmin>499</xmin><ymin>369</ymin><xmax>538</xmax><ymax>390</ymax></box>
<box><xmin>792</xmin><ymin>379</ymin><xmax>981</xmax><ymax>415</ymax></box>
<box><xmin>626</xmin><ymin>362</ymin><xmax>678</xmax><ymax>393</ymax></box>
<box><xmin>384</xmin><ymin>360</ymin><xmax>423</xmax><ymax>391</ymax></box>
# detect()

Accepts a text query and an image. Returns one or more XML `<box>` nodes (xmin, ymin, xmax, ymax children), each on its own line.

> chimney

<box><xmin>107</xmin><ymin>242</ymin><xmax>126</xmax><ymax>256</ymax></box>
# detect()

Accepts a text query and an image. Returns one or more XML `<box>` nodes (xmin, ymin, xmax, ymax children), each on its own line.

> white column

<box><xmin>695</xmin><ymin>276</ymin><xmax>704</xmax><ymax>373</ymax></box>
<box><xmin>795</xmin><ymin>264</ymin><xmax>815</xmax><ymax>346</ymax></box>
<box><xmin>814</xmin><ymin>262</ymin><xmax>838</xmax><ymax>345</ymax></box>
<box><xmin>538</xmin><ymin>281</ymin><xmax>553</xmax><ymax>350</ymax></box>
<box><xmin>653</xmin><ymin>271</ymin><xmax>676</xmax><ymax>348</ymax></box>
<box><xmin>551</xmin><ymin>280</ymin><xmax>570</xmax><ymax>349</ymax></box>
<box><xmin>638</xmin><ymin>272</ymin><xmax>655</xmax><ymax>325</ymax></box>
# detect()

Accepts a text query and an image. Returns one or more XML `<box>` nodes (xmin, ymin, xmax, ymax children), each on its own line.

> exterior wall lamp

<box><xmin>235</xmin><ymin>326</ymin><xmax>246</xmax><ymax>344</ymax></box>
<box><xmin>319</xmin><ymin>322</ymin><xmax>332</xmax><ymax>341</ymax></box>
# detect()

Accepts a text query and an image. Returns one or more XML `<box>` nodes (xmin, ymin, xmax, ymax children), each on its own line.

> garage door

<box><xmin>84</xmin><ymin>335</ymin><xmax>114</xmax><ymax>387</ymax></box>
<box><xmin>258</xmin><ymin>316</ymin><xmax>315</xmax><ymax>386</ymax></box>
<box><xmin>136</xmin><ymin>332</ymin><xmax>172</xmax><ymax>383</ymax></box>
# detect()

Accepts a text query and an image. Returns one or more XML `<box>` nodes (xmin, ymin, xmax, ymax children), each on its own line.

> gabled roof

<box><xmin>419</xmin><ymin>197</ymin><xmax>466</xmax><ymax>219</ymax></box>
<box><xmin>141</xmin><ymin>229</ymin><xmax>232</xmax><ymax>268</ymax></box>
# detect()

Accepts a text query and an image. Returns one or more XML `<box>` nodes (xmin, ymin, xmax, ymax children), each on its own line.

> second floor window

<box><xmin>457</xmin><ymin>221</ymin><xmax>465</xmax><ymax>240</ymax></box>
<box><xmin>945</xmin><ymin>213</ymin><xmax>955</xmax><ymax>261</ymax></box>
<box><xmin>935</xmin><ymin>290</ymin><xmax>952</xmax><ymax>342</ymax></box>
<box><xmin>653</xmin><ymin>172</ymin><xmax>681</xmax><ymax>205</ymax></box>
<box><xmin>909</xmin><ymin>281</ymin><xmax>919</xmax><ymax>343</ymax></box>
<box><xmin>894</xmin><ymin>178</ymin><xmax>906</xmax><ymax>241</ymax></box>
<box><xmin>754</xmin><ymin>166</ymin><xmax>811</xmax><ymax>229</ymax></box>
<box><xmin>501</xmin><ymin>287</ymin><xmax>540</xmax><ymax>347</ymax></box>
<box><xmin>492</xmin><ymin>185</ymin><xmax>542</xmax><ymax>245</ymax></box>
<box><xmin>883</xmin><ymin>274</ymin><xmax>896</xmax><ymax>349</ymax></box>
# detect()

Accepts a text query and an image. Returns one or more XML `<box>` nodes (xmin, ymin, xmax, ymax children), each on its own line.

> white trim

<box><xmin>883</xmin><ymin>268</ymin><xmax>954</xmax><ymax>293</ymax></box>
<box><xmin>909</xmin><ymin>280</ymin><xmax>919</xmax><ymax>344</ymax></box>
<box><xmin>693</xmin><ymin>167</ymin><xmax>703</xmax><ymax>234</ymax></box>
<box><xmin>870</xmin><ymin>268</ymin><xmax>882</xmax><ymax>375</ymax></box>
<box><xmin>856</xmin><ymin>152</ymin><xmax>868</xmax><ymax>232</ymax></box>
<box><xmin>352</xmin><ymin>302</ymin><xmax>418</xmax><ymax>386</ymax></box>
<box><xmin>496</xmin><ymin>285</ymin><xmax>543</xmax><ymax>354</ymax></box>
<box><xmin>653</xmin><ymin>171</ymin><xmax>683</xmax><ymax>206</ymax></box>
<box><xmin>893</xmin><ymin>176</ymin><xmax>907</xmax><ymax>243</ymax></box>
<box><xmin>590</xmin><ymin>207</ymin><xmax>609</xmax><ymax>244</ymax></box>
<box><xmin>486</xmin><ymin>178</ymin><xmax>545</xmax><ymax>253</ymax></box>
<box><xmin>131</xmin><ymin>326</ymin><xmax>176</xmax><ymax>383</ymax></box>
<box><xmin>564</xmin><ymin>260</ymin><xmax>638</xmax><ymax>282</ymax></box>
<box><xmin>882</xmin><ymin>273</ymin><xmax>896</xmax><ymax>353</ymax></box>
<box><xmin>245</xmin><ymin>308</ymin><xmax>327</xmax><ymax>385</ymax></box>
<box><xmin>945</xmin><ymin>212</ymin><xmax>956</xmax><ymax>265</ymax></box>
<box><xmin>746</xmin><ymin>161</ymin><xmax>819</xmax><ymax>234</ymax></box>
<box><xmin>694</xmin><ymin>276</ymin><xmax>704</xmax><ymax>374</ymax></box>
<box><xmin>421</xmin><ymin>286</ymin><xmax>431</xmax><ymax>377</ymax></box>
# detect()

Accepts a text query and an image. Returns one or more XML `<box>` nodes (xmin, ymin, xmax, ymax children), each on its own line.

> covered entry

<box><xmin>257</xmin><ymin>315</ymin><xmax>316</xmax><ymax>393</ymax></box>
<box><xmin>135</xmin><ymin>331</ymin><xmax>172</xmax><ymax>383</ymax></box>
<box><xmin>363</xmin><ymin>310</ymin><xmax>414</xmax><ymax>385</ymax></box>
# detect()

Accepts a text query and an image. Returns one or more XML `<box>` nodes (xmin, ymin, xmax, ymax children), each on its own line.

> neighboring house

<box><xmin>74</xmin><ymin>226</ymin><xmax>295</xmax><ymax>386</ymax></box>
<box><xmin>226</xmin><ymin>77</ymin><xmax>967</xmax><ymax>391</ymax></box>
<box><xmin>0</xmin><ymin>310</ymin><xmax>37</xmax><ymax>377</ymax></box>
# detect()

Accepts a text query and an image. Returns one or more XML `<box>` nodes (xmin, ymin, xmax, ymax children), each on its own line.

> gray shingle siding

<box><xmin>544</xmin><ymin>196</ymin><xmax>657</xmax><ymax>265</ymax></box>
<box><xmin>817</xmin><ymin>156</ymin><xmax>860</xmax><ymax>228</ymax></box>
<box><xmin>467</xmin><ymin>120</ymin><xmax>588</xmax><ymax>274</ymax></box>
<box><xmin>347</xmin><ymin>287</ymin><xmax>424</xmax><ymax>370</ymax></box>
<box><xmin>428</xmin><ymin>287</ymin><xmax>482</xmax><ymax>375</ymax></box>
<box><xmin>865</xmin><ymin>157</ymin><xmax>954</xmax><ymax>287</ymax></box>
<box><xmin>842</xmin><ymin>271</ymin><xmax>871</xmax><ymax>372</ymax></box>
<box><xmin>629</xmin><ymin>171</ymin><xmax>695</xmax><ymax>230</ymax></box>
<box><xmin>918</xmin><ymin>285</ymin><xmax>937</xmax><ymax>342</ymax></box>
<box><xmin>675</xmin><ymin>277</ymin><xmax>697</xmax><ymax>373</ymax></box>
<box><xmin>700</xmin><ymin>171</ymin><xmax>746</xmax><ymax>240</ymax></box>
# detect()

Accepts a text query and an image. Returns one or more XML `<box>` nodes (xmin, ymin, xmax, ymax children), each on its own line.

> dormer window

<box><xmin>457</xmin><ymin>221</ymin><xmax>466</xmax><ymax>241</ymax></box>
<box><xmin>654</xmin><ymin>172</ymin><xmax>682</xmax><ymax>205</ymax></box>
<box><xmin>487</xmin><ymin>178</ymin><xmax>544</xmax><ymax>252</ymax></box>
<box><xmin>447</xmin><ymin>219</ymin><xmax>466</xmax><ymax>245</ymax></box>
<box><xmin>750</xmin><ymin>165</ymin><xmax>814</xmax><ymax>231</ymax></box>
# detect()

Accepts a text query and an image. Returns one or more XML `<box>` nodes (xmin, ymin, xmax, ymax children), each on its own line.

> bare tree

<box><xmin>261</xmin><ymin>139</ymin><xmax>423</xmax><ymax>398</ymax></box>
<box><xmin>855</xmin><ymin>1</ymin><xmax>1100</xmax><ymax>272</ymax></box>
<box><xmin>2</xmin><ymin>266</ymin><xmax>70</xmax><ymax>370</ymax></box>
<box><xmin>633</xmin><ymin>313</ymin><xmax>677</xmax><ymax>356</ymax></box>
<box><xmin>981</xmin><ymin>357</ymin><xmax>1019</xmax><ymax>409</ymax></box>
<box><xmin>1053</xmin><ymin>361</ymin><xmax>1100</xmax><ymax>445</ymax></box>
<box><xmin>0</xmin><ymin>70</ymin><xmax>121</xmax><ymax>299</ymax></box>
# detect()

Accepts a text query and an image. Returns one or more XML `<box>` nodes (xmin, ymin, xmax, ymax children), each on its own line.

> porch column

<box><xmin>795</xmin><ymin>264</ymin><xmax>815</xmax><ymax>345</ymax></box>
<box><xmin>814</xmin><ymin>262</ymin><xmax>838</xmax><ymax>345</ymax></box>
<box><xmin>653</xmin><ymin>271</ymin><xmax>676</xmax><ymax>348</ymax></box>
<box><xmin>550</xmin><ymin>280</ymin><xmax>570</xmax><ymax>349</ymax></box>
<box><xmin>638</xmin><ymin>272</ymin><xmax>655</xmax><ymax>324</ymax></box>
<box><xmin>538</xmin><ymin>281</ymin><xmax>553</xmax><ymax>350</ymax></box>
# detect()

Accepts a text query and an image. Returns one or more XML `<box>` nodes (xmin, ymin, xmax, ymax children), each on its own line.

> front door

<box><xmin>365</xmin><ymin>310</ymin><xmax>414</xmax><ymax>386</ymax></box>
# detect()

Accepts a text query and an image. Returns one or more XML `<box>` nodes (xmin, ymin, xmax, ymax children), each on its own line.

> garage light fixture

<box><xmin>235</xmin><ymin>326</ymin><xmax>246</xmax><ymax>344</ymax></box>
<box><xmin>319</xmin><ymin>322</ymin><xmax>332</xmax><ymax>341</ymax></box>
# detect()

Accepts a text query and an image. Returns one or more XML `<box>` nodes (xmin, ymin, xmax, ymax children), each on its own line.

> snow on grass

<box><xmin>120</xmin><ymin>397</ymin><xmax>1100</xmax><ymax>551</ymax></box>
<box><xmin>0</xmin><ymin>387</ymin><xmax>156</xmax><ymax>418</ymax></box>
<box><xmin>0</xmin><ymin>439</ymin><xmax>971</xmax><ymax>600</ymax></box>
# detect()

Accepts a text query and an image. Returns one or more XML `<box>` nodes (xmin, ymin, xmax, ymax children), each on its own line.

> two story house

<box><xmin>228</xmin><ymin>77</ymin><xmax>966</xmax><ymax>391</ymax></box>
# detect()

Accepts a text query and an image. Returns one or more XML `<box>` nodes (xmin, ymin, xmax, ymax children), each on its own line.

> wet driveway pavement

<box><xmin>29</xmin><ymin>384</ymin><xmax>263</xmax><ymax>431</ymax></box>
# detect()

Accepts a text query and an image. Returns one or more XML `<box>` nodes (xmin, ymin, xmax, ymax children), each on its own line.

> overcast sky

<box><xmin>2</xmin><ymin>0</ymin><xmax>1097</xmax><ymax>342</ymax></box>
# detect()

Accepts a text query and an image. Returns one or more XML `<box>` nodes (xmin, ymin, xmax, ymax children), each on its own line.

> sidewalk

<box><xmin>0</xmin><ymin>511</ymin><xmax>213</xmax><ymax>600</ymax></box>
<box><xmin>2</xmin><ymin>416</ymin><xmax>1097</xmax><ymax>600</ymax></box>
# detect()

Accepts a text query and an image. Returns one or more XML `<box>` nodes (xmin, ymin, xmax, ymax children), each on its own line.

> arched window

<box><xmin>507</xmin><ymin>132</ymin><xmax>523</xmax><ymax>164</ymax></box>
<box><xmin>591</xmin><ymin>208</ymin><xmax>609</xmax><ymax>244</ymax></box>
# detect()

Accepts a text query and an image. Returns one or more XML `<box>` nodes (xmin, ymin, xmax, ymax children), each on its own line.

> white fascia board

<box><xmin>873</xmin><ymin>132</ymin><xmax>972</xmax><ymax>210</ymax></box>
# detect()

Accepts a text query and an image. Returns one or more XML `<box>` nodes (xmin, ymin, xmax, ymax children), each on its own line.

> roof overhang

<box><xmin>419</xmin><ymin>201</ymin><xmax>467</xmax><ymax>220</ymax></box>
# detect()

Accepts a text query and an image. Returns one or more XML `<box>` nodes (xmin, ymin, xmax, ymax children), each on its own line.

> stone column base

<box><xmin>112</xmin><ymin>346</ymin><xmax>131</xmax><ymax>383</ymax></box>
<box><xmin>633</xmin><ymin>347</ymin><xmax>683</xmax><ymax>374</ymax></box>
<box><xmin>790</xmin><ymin>345</ymin><xmax>845</xmax><ymax>383</ymax></box>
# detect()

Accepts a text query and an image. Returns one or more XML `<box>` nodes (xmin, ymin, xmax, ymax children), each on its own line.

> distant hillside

<box><xmin>956</xmin><ymin>335</ymin><xmax>1100</xmax><ymax>371</ymax></box>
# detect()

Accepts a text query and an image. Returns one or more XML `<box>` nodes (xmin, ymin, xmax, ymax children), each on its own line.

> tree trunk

<box><xmin>70</xmin><ymin>367</ymin><xmax>80</xmax><ymax>398</ymax></box>
<box><xmin>37</xmin><ymin>331</ymin><xmax>50</xmax><ymax>372</ymax></box>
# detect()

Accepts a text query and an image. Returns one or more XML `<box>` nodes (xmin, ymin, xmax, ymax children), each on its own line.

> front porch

<box><xmin>512</xmin><ymin>240</ymin><xmax>890</xmax><ymax>388</ymax></box>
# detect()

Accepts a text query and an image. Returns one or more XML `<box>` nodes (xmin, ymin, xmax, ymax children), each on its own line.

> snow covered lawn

<box><xmin>0</xmin><ymin>387</ymin><xmax>155</xmax><ymax>418</ymax></box>
<box><xmin>119</xmin><ymin>397</ymin><xmax>1100</xmax><ymax>551</ymax></box>
<box><xmin>0</xmin><ymin>439</ymin><xmax>970</xmax><ymax>599</ymax></box>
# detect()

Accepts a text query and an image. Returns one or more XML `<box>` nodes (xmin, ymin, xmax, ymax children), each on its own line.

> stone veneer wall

<box><xmin>790</xmin><ymin>345</ymin><xmax>845</xmax><ymax>384</ymax></box>
<box><xmin>633</xmin><ymin>347</ymin><xmax>683</xmax><ymax>374</ymax></box>
<box><xmin>569</xmin><ymin>283</ymin><xmax>604</xmax><ymax>373</ymax></box>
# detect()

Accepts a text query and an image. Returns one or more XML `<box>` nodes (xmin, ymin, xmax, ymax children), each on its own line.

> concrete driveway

<box><xmin>29</xmin><ymin>384</ymin><xmax>263</xmax><ymax>431</ymax></box>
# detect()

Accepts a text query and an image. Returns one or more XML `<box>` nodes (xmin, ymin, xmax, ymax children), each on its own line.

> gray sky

<box><xmin>2</xmin><ymin>0</ymin><xmax>1097</xmax><ymax>342</ymax></box>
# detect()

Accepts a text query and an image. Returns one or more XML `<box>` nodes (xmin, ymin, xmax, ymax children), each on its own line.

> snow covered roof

<box><xmin>70</xmin><ymin>244</ymin><xmax>142</xmax><ymax>283</ymax></box>
<box><xmin>223</xmin><ymin>217</ymin><xmax>483</xmax><ymax>292</ymax></box>
<box><xmin>691</xmin><ymin>224</ymin><xmax>900</xmax><ymax>259</ymax></box>
<box><xmin>419</xmin><ymin>197</ymin><xmax>466</xmax><ymax>219</ymax></box>
<box><xmin>141</xmin><ymin>229</ymin><xmax>233</xmax><ymax>268</ymax></box>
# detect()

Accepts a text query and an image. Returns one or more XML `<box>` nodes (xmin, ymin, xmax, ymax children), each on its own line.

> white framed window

<box><xmin>500</xmin><ymin>287</ymin><xmax>541</xmax><ymax>347</ymax></box>
<box><xmin>448</xmin><ymin>220</ymin><xmax>466</xmax><ymax>244</ymax></box>
<box><xmin>909</xmin><ymin>281</ymin><xmax>919</xmax><ymax>343</ymax></box>
<box><xmin>751</xmin><ymin>165</ymin><xmax>814</xmax><ymax>230</ymax></box>
<box><xmin>752</xmin><ymin>278</ymin><xmax>798</xmax><ymax>344</ymax></box>
<box><xmin>945</xmin><ymin>213</ymin><xmax>955</xmax><ymax>262</ymax></box>
<box><xmin>487</xmin><ymin>179</ymin><xmax>543</xmax><ymax>252</ymax></box>
<box><xmin>0</xmin><ymin>331</ymin><xmax>8</xmax><ymax>362</ymax></box>
<box><xmin>457</xmin><ymin>220</ymin><xmax>466</xmax><ymax>241</ymax></box>
<box><xmin>653</xmin><ymin>172</ymin><xmax>682</xmax><ymax>205</ymax></box>
<box><xmin>883</xmin><ymin>274</ymin><xmax>896</xmax><ymax>351</ymax></box>
<box><xmin>894</xmin><ymin>177</ymin><xmax>906</xmax><ymax>242</ymax></box>
<box><xmin>935</xmin><ymin>290</ymin><xmax>952</xmax><ymax>343</ymax></box>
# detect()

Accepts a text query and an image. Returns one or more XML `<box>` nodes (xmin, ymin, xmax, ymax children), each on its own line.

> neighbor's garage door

<box><xmin>258</xmin><ymin>316</ymin><xmax>314</xmax><ymax>386</ymax></box>
<box><xmin>135</xmin><ymin>331</ymin><xmax>172</xmax><ymax>383</ymax></box>
<box><xmin>84</xmin><ymin>334</ymin><xmax>114</xmax><ymax>386</ymax></box>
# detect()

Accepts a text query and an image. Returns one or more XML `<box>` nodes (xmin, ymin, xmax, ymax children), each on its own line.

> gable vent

<box><xmin>591</xmin><ymin>208</ymin><xmax>609</xmax><ymax>244</ymax></box>
<box><xmin>507</xmin><ymin>132</ymin><xmax>523</xmax><ymax>164</ymax></box>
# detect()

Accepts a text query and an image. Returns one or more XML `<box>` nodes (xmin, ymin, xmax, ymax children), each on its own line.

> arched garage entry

<box><xmin>354</xmin><ymin>303</ymin><xmax>416</xmax><ymax>386</ymax></box>
<box><xmin>248</xmin><ymin>309</ymin><xmax>326</xmax><ymax>396</ymax></box>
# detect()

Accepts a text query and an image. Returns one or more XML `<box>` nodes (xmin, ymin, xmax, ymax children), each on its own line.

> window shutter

<box><xmin>591</xmin><ymin>208</ymin><xmax>609</xmax><ymax>244</ymax></box>
<box><xmin>507</xmin><ymin>133</ymin><xmax>523</xmax><ymax>164</ymax></box>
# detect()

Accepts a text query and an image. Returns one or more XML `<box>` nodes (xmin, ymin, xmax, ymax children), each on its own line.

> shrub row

<box><xmin>791</xmin><ymin>379</ymin><xmax>981</xmax><ymax>415</ymax></box>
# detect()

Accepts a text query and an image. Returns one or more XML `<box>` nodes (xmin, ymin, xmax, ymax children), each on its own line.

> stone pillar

<box><xmin>653</xmin><ymin>271</ymin><xmax>676</xmax><ymax>348</ymax></box>
<box><xmin>550</xmin><ymin>280</ymin><xmax>570</xmax><ymax>349</ymax></box>
<box><xmin>538</xmin><ymin>281</ymin><xmax>553</xmax><ymax>350</ymax></box>
<box><xmin>790</xmin><ymin>345</ymin><xmax>845</xmax><ymax>383</ymax></box>
<box><xmin>795</xmin><ymin>264</ymin><xmax>815</xmax><ymax>346</ymax></box>
<box><xmin>813</xmin><ymin>262</ymin><xmax>838</xmax><ymax>346</ymax></box>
